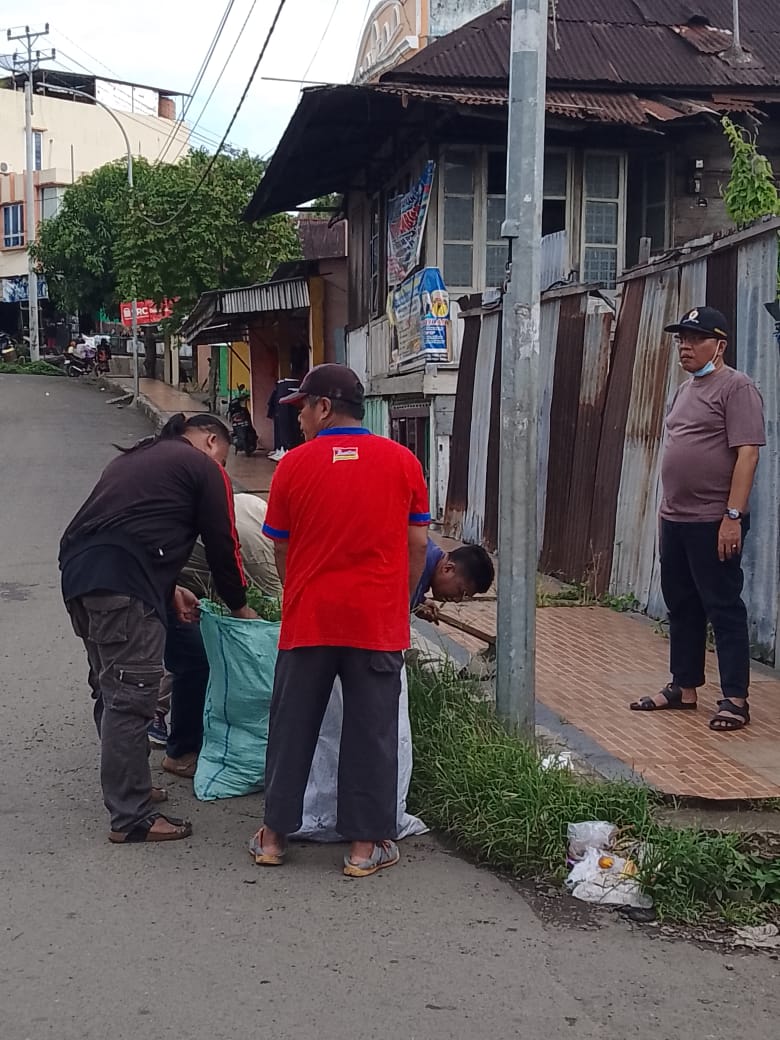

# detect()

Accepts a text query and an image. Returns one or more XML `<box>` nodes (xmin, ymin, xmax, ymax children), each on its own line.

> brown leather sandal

<box><xmin>109</xmin><ymin>813</ymin><xmax>192</xmax><ymax>844</ymax></box>
<box><xmin>162</xmin><ymin>754</ymin><xmax>198</xmax><ymax>779</ymax></box>
<box><xmin>630</xmin><ymin>684</ymin><xmax>698</xmax><ymax>712</ymax></box>
<box><xmin>709</xmin><ymin>699</ymin><xmax>750</xmax><ymax>732</ymax></box>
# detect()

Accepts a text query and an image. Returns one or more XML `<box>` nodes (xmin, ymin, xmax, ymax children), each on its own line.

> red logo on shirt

<box><xmin>332</xmin><ymin>447</ymin><xmax>359</xmax><ymax>463</ymax></box>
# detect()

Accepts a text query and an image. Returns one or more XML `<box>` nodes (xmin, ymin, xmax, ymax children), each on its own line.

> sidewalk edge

<box><xmin>410</xmin><ymin>617</ymin><xmax>646</xmax><ymax>789</ymax></box>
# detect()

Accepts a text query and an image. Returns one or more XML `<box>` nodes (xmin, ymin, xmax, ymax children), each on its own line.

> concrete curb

<box><xmin>97</xmin><ymin>376</ymin><xmax>167</xmax><ymax>430</ymax></box>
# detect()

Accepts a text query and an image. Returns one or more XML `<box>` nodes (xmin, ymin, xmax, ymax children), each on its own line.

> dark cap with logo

<box><xmin>664</xmin><ymin>306</ymin><xmax>729</xmax><ymax>339</ymax></box>
<box><xmin>279</xmin><ymin>363</ymin><xmax>365</xmax><ymax>406</ymax></box>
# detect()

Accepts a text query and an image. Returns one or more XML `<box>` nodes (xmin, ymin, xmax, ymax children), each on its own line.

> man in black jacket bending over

<box><xmin>60</xmin><ymin>413</ymin><xmax>255</xmax><ymax>845</ymax></box>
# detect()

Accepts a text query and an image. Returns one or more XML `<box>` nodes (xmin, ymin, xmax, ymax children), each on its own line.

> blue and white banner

<box><xmin>386</xmin><ymin>160</ymin><xmax>435</xmax><ymax>288</ymax></box>
<box><xmin>1</xmin><ymin>274</ymin><xmax>49</xmax><ymax>303</ymax></box>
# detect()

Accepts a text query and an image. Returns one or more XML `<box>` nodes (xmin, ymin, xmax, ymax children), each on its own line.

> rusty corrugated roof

<box><xmin>375</xmin><ymin>83</ymin><xmax>507</xmax><ymax>106</ymax></box>
<box><xmin>382</xmin><ymin>82</ymin><xmax>765</xmax><ymax>125</ymax></box>
<box><xmin>381</xmin><ymin>0</ymin><xmax>780</xmax><ymax>90</ymax></box>
<box><xmin>295</xmin><ymin>215</ymin><xmax>347</xmax><ymax>260</ymax></box>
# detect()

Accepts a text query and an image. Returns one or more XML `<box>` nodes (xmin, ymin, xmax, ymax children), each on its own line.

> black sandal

<box><xmin>630</xmin><ymin>683</ymin><xmax>698</xmax><ymax>712</ymax></box>
<box><xmin>709</xmin><ymin>699</ymin><xmax>750</xmax><ymax>732</ymax></box>
<box><xmin>109</xmin><ymin>813</ymin><xmax>193</xmax><ymax>844</ymax></box>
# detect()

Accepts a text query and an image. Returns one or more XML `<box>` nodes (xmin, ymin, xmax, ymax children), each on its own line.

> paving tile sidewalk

<box><xmin>435</xmin><ymin>595</ymin><xmax>780</xmax><ymax>801</ymax></box>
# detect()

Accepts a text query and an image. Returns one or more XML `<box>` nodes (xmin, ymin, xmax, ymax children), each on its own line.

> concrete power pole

<box><xmin>496</xmin><ymin>0</ymin><xmax>549</xmax><ymax>736</ymax></box>
<box><xmin>8</xmin><ymin>24</ymin><xmax>54</xmax><ymax>363</ymax></box>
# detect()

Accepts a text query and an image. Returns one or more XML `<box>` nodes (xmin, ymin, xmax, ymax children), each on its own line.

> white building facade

<box><xmin>0</xmin><ymin>72</ymin><xmax>188</xmax><ymax>291</ymax></box>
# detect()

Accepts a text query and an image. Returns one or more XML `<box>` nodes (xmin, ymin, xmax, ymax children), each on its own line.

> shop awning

<box><xmin>180</xmin><ymin>278</ymin><xmax>310</xmax><ymax>343</ymax></box>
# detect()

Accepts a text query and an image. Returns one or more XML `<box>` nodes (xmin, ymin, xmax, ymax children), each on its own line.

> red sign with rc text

<box><xmin>119</xmin><ymin>299</ymin><xmax>176</xmax><ymax>327</ymax></box>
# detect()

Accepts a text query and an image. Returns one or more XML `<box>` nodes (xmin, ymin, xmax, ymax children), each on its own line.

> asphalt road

<box><xmin>1</xmin><ymin>374</ymin><xmax>778</xmax><ymax>1040</ymax></box>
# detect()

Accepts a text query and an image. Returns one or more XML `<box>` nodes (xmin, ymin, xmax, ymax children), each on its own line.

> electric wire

<box><xmin>139</xmin><ymin>0</ymin><xmax>288</xmax><ymax>229</ymax></box>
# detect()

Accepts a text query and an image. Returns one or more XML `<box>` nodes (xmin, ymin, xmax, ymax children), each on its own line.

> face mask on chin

<box><xmin>691</xmin><ymin>343</ymin><xmax>722</xmax><ymax>378</ymax></box>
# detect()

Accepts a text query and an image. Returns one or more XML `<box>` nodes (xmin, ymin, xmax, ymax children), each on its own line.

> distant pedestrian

<box><xmin>250</xmin><ymin>364</ymin><xmax>430</xmax><ymax>877</ymax></box>
<box><xmin>60</xmin><ymin>413</ymin><xmax>255</xmax><ymax>844</ymax></box>
<box><xmin>96</xmin><ymin>337</ymin><xmax>111</xmax><ymax>374</ymax></box>
<box><xmin>630</xmin><ymin>307</ymin><xmax>765</xmax><ymax>731</ymax></box>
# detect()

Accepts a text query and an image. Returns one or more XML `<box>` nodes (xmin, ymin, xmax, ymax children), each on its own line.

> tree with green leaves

<box><xmin>721</xmin><ymin>116</ymin><xmax>780</xmax><ymax>225</ymax></box>
<box><xmin>33</xmin><ymin>149</ymin><xmax>300</xmax><ymax>322</ymax></box>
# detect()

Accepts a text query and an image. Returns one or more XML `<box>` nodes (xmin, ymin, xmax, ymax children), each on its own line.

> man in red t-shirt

<box><xmin>250</xmin><ymin>364</ymin><xmax>429</xmax><ymax>877</ymax></box>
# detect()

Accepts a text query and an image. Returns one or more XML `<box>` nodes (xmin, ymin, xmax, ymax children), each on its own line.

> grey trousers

<box><xmin>263</xmin><ymin>647</ymin><xmax>403</xmax><ymax>842</ymax></box>
<box><xmin>67</xmin><ymin>593</ymin><xmax>165</xmax><ymax>833</ymax></box>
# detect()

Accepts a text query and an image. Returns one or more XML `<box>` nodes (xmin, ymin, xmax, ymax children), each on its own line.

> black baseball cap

<box><xmin>279</xmin><ymin>363</ymin><xmax>365</xmax><ymax>407</ymax></box>
<box><xmin>664</xmin><ymin>306</ymin><xmax>729</xmax><ymax>338</ymax></box>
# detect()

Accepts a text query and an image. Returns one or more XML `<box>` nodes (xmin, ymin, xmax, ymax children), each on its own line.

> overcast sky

<box><xmin>6</xmin><ymin>0</ymin><xmax>374</xmax><ymax>157</ymax></box>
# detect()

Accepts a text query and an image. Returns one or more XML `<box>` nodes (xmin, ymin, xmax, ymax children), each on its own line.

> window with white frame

<box><xmin>33</xmin><ymin>130</ymin><xmax>43</xmax><ymax>171</ymax></box>
<box><xmin>440</xmin><ymin>147</ymin><xmax>573</xmax><ymax>291</ymax></box>
<box><xmin>441</xmin><ymin>150</ymin><xmax>476</xmax><ymax>288</ymax></box>
<box><xmin>641</xmin><ymin>155</ymin><xmax>669</xmax><ymax>253</ymax></box>
<box><xmin>41</xmin><ymin>186</ymin><xmax>65</xmax><ymax>222</ymax></box>
<box><xmin>543</xmin><ymin>151</ymin><xmax>570</xmax><ymax>236</ymax></box>
<box><xmin>485</xmin><ymin>150</ymin><xmax>507</xmax><ymax>288</ymax></box>
<box><xmin>625</xmin><ymin>154</ymin><xmax>670</xmax><ymax>268</ymax></box>
<box><xmin>2</xmin><ymin>203</ymin><xmax>24</xmax><ymax>248</ymax></box>
<box><xmin>581</xmin><ymin>153</ymin><xmax>625</xmax><ymax>289</ymax></box>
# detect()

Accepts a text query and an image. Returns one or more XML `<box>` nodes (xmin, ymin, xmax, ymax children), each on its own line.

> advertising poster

<box><xmin>386</xmin><ymin>160</ymin><xmax>435</xmax><ymax>287</ymax></box>
<box><xmin>390</xmin><ymin>267</ymin><xmax>450</xmax><ymax>365</ymax></box>
<box><xmin>1</xmin><ymin>274</ymin><xmax>48</xmax><ymax>302</ymax></box>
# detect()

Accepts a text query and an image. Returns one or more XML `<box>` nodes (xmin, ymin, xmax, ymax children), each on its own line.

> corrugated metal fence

<box><xmin>444</xmin><ymin>219</ymin><xmax>780</xmax><ymax>664</ymax></box>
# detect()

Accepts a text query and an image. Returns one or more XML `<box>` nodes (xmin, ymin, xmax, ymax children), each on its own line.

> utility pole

<box><xmin>496</xmin><ymin>0</ymin><xmax>549</xmax><ymax>736</ymax></box>
<box><xmin>8</xmin><ymin>24</ymin><xmax>54</xmax><ymax>362</ymax></box>
<box><xmin>41</xmin><ymin>82</ymin><xmax>139</xmax><ymax>401</ymax></box>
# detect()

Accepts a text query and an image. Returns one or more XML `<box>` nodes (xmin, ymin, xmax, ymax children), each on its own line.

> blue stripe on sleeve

<box><xmin>262</xmin><ymin>522</ymin><xmax>290</xmax><ymax>540</ymax></box>
<box><xmin>409</xmin><ymin>512</ymin><xmax>432</xmax><ymax>524</ymax></box>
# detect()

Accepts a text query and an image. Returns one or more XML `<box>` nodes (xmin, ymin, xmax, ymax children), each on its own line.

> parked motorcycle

<box><xmin>64</xmin><ymin>352</ymin><xmax>94</xmax><ymax>378</ymax></box>
<box><xmin>228</xmin><ymin>391</ymin><xmax>258</xmax><ymax>456</ymax></box>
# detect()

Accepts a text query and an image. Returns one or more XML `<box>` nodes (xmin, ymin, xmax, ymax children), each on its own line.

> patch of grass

<box><xmin>536</xmin><ymin>579</ymin><xmax>639</xmax><ymax>614</ymax></box>
<box><xmin>0</xmin><ymin>360</ymin><xmax>64</xmax><ymax>376</ymax></box>
<box><xmin>407</xmin><ymin>664</ymin><xmax>780</xmax><ymax>924</ymax></box>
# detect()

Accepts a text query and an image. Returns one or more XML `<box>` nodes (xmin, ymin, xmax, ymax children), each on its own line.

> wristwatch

<box><xmin>725</xmin><ymin>508</ymin><xmax>742</xmax><ymax>520</ymax></box>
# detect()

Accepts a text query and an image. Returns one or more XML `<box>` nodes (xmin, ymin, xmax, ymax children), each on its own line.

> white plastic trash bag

<box><xmin>567</xmin><ymin>821</ymin><xmax>618</xmax><ymax>865</ymax></box>
<box><xmin>565</xmin><ymin>847</ymin><xmax>652</xmax><ymax>909</ymax></box>
<box><xmin>294</xmin><ymin>666</ymin><xmax>428</xmax><ymax>842</ymax></box>
<box><xmin>565</xmin><ymin>820</ymin><xmax>652</xmax><ymax>909</ymax></box>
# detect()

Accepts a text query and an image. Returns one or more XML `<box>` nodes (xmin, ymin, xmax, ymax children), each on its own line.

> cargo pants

<box><xmin>67</xmin><ymin>593</ymin><xmax>165</xmax><ymax>834</ymax></box>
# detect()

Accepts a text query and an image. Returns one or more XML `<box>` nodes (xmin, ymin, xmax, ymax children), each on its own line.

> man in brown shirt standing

<box><xmin>630</xmin><ymin>307</ymin><xmax>765</xmax><ymax>731</ymax></box>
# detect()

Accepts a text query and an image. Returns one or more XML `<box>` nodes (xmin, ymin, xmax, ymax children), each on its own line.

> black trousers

<box><xmin>660</xmin><ymin>518</ymin><xmax>751</xmax><ymax>701</ymax></box>
<box><xmin>164</xmin><ymin>609</ymin><xmax>210</xmax><ymax>758</ymax></box>
<box><xmin>263</xmin><ymin>647</ymin><xmax>403</xmax><ymax>842</ymax></box>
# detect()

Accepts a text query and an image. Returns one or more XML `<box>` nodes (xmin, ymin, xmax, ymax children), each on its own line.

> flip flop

<box><xmin>343</xmin><ymin>840</ymin><xmax>400</xmax><ymax>878</ymax></box>
<box><xmin>630</xmin><ymin>684</ymin><xmax>698</xmax><ymax>712</ymax></box>
<box><xmin>249</xmin><ymin>828</ymin><xmax>286</xmax><ymax>866</ymax></box>
<box><xmin>151</xmin><ymin>787</ymin><xmax>168</xmax><ymax>804</ymax></box>
<box><xmin>109</xmin><ymin>813</ymin><xmax>192</xmax><ymax>844</ymax></box>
